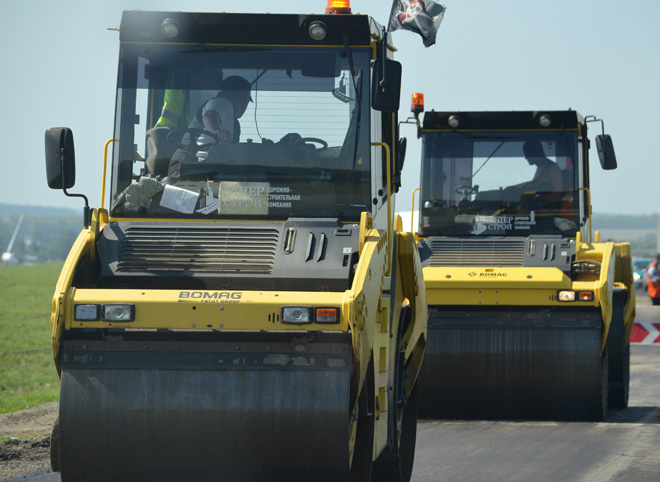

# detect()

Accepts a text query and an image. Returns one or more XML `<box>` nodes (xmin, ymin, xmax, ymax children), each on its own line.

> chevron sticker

<box><xmin>630</xmin><ymin>322</ymin><xmax>660</xmax><ymax>344</ymax></box>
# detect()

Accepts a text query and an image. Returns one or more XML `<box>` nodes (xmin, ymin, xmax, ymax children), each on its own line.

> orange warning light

<box><xmin>411</xmin><ymin>92</ymin><xmax>425</xmax><ymax>115</ymax></box>
<box><xmin>326</xmin><ymin>0</ymin><xmax>352</xmax><ymax>14</ymax></box>
<box><xmin>316</xmin><ymin>308</ymin><xmax>339</xmax><ymax>323</ymax></box>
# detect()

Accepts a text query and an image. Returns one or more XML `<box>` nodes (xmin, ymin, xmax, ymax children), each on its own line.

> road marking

<box><xmin>631</xmin><ymin>322</ymin><xmax>660</xmax><ymax>344</ymax></box>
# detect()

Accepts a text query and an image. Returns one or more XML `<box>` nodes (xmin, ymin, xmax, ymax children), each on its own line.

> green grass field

<box><xmin>0</xmin><ymin>263</ymin><xmax>63</xmax><ymax>414</ymax></box>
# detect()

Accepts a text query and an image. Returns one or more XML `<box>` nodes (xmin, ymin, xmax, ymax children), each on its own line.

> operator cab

<box><xmin>108</xmin><ymin>11</ymin><xmax>383</xmax><ymax>222</ymax></box>
<box><xmin>417</xmin><ymin>111</ymin><xmax>590</xmax><ymax>238</ymax></box>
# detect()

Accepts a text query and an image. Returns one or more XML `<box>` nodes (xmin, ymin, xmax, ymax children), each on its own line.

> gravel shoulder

<box><xmin>0</xmin><ymin>402</ymin><xmax>58</xmax><ymax>481</ymax></box>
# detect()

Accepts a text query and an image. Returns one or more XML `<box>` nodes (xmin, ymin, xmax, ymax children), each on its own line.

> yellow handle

<box><xmin>102</xmin><ymin>138</ymin><xmax>119</xmax><ymax>210</ymax></box>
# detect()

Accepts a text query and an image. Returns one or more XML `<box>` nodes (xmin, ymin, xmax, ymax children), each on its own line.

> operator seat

<box><xmin>145</xmin><ymin>127</ymin><xmax>177</xmax><ymax>177</ymax></box>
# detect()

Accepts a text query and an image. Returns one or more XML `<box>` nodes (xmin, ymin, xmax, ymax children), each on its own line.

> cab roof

<box><xmin>422</xmin><ymin>110</ymin><xmax>583</xmax><ymax>131</ymax></box>
<box><xmin>119</xmin><ymin>10</ymin><xmax>374</xmax><ymax>46</ymax></box>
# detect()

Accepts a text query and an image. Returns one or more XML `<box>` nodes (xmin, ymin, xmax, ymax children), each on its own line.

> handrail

<box><xmin>101</xmin><ymin>138</ymin><xmax>119</xmax><ymax>210</ymax></box>
<box><xmin>579</xmin><ymin>187</ymin><xmax>593</xmax><ymax>243</ymax></box>
<box><xmin>410</xmin><ymin>187</ymin><xmax>420</xmax><ymax>234</ymax></box>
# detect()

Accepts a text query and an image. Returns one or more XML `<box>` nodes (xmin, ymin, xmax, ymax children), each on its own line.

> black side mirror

<box><xmin>45</xmin><ymin>127</ymin><xmax>76</xmax><ymax>189</ymax></box>
<box><xmin>596</xmin><ymin>134</ymin><xmax>617</xmax><ymax>170</ymax></box>
<box><xmin>371</xmin><ymin>59</ymin><xmax>402</xmax><ymax>112</ymax></box>
<box><xmin>45</xmin><ymin>127</ymin><xmax>90</xmax><ymax>227</ymax></box>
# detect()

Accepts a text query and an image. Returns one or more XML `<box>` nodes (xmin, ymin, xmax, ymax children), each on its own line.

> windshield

<box><xmin>110</xmin><ymin>45</ymin><xmax>371</xmax><ymax>220</ymax></box>
<box><xmin>419</xmin><ymin>131</ymin><xmax>580</xmax><ymax>237</ymax></box>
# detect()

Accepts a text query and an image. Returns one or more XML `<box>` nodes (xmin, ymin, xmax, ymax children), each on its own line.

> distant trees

<box><xmin>592</xmin><ymin>213</ymin><xmax>658</xmax><ymax>229</ymax></box>
<box><xmin>0</xmin><ymin>215</ymin><xmax>81</xmax><ymax>263</ymax></box>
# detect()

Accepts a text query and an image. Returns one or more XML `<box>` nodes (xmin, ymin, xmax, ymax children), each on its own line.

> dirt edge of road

<box><xmin>0</xmin><ymin>402</ymin><xmax>57</xmax><ymax>481</ymax></box>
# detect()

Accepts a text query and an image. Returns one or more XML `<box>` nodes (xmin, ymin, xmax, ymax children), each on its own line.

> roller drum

<box><xmin>58</xmin><ymin>334</ymin><xmax>353</xmax><ymax>481</ymax></box>
<box><xmin>418</xmin><ymin>309</ymin><xmax>606</xmax><ymax>420</ymax></box>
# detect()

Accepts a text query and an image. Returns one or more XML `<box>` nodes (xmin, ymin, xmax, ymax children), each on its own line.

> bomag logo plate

<box><xmin>178</xmin><ymin>291</ymin><xmax>243</xmax><ymax>304</ymax></box>
<box><xmin>468</xmin><ymin>271</ymin><xmax>508</xmax><ymax>278</ymax></box>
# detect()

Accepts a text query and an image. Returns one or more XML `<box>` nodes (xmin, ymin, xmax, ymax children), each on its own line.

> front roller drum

<box><xmin>418</xmin><ymin>309</ymin><xmax>607</xmax><ymax>421</ymax></box>
<box><xmin>58</xmin><ymin>333</ymin><xmax>353</xmax><ymax>482</ymax></box>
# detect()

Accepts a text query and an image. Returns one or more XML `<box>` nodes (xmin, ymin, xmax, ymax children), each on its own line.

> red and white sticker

<box><xmin>631</xmin><ymin>322</ymin><xmax>660</xmax><ymax>344</ymax></box>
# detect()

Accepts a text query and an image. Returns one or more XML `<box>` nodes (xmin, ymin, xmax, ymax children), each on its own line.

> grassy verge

<box><xmin>0</xmin><ymin>263</ymin><xmax>63</xmax><ymax>414</ymax></box>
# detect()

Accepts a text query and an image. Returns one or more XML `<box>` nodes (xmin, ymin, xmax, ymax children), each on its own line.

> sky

<box><xmin>2</xmin><ymin>0</ymin><xmax>658</xmax><ymax>218</ymax></box>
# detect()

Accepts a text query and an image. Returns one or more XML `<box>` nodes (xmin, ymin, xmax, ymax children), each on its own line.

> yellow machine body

<box><xmin>413</xmin><ymin>110</ymin><xmax>634</xmax><ymax>420</ymax></box>
<box><xmin>45</xmin><ymin>8</ymin><xmax>426</xmax><ymax>481</ymax></box>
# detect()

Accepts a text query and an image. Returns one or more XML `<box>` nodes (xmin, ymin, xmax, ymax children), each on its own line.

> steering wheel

<box><xmin>299</xmin><ymin>137</ymin><xmax>328</xmax><ymax>152</ymax></box>
<box><xmin>167</xmin><ymin>128</ymin><xmax>218</xmax><ymax>153</ymax></box>
<box><xmin>455</xmin><ymin>185</ymin><xmax>478</xmax><ymax>197</ymax></box>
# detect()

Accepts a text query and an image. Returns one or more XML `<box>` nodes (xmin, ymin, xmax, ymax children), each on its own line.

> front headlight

<box><xmin>75</xmin><ymin>304</ymin><xmax>100</xmax><ymax>321</ymax></box>
<box><xmin>102</xmin><ymin>304</ymin><xmax>135</xmax><ymax>322</ymax></box>
<box><xmin>558</xmin><ymin>291</ymin><xmax>576</xmax><ymax>302</ymax></box>
<box><xmin>281</xmin><ymin>306</ymin><xmax>312</xmax><ymax>324</ymax></box>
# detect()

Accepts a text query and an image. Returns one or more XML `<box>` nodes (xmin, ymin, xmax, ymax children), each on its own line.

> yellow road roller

<box><xmin>44</xmin><ymin>4</ymin><xmax>427</xmax><ymax>480</ymax></box>
<box><xmin>411</xmin><ymin>107</ymin><xmax>634</xmax><ymax>420</ymax></box>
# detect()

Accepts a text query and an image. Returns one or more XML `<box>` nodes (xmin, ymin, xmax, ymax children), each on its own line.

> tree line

<box><xmin>0</xmin><ymin>214</ymin><xmax>81</xmax><ymax>263</ymax></box>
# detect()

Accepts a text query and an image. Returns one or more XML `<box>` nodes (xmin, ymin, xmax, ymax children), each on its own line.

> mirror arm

<box><xmin>584</xmin><ymin>114</ymin><xmax>606</xmax><ymax>136</ymax></box>
<box><xmin>60</xmin><ymin>147</ymin><xmax>91</xmax><ymax>228</ymax></box>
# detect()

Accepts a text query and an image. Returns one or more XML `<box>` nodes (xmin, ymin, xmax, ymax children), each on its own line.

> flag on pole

<box><xmin>388</xmin><ymin>0</ymin><xmax>446</xmax><ymax>47</ymax></box>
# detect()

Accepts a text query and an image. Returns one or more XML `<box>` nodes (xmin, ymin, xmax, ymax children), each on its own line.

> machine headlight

<box><xmin>538</xmin><ymin>114</ymin><xmax>552</xmax><ymax>127</ymax></box>
<box><xmin>633</xmin><ymin>272</ymin><xmax>641</xmax><ymax>281</ymax></box>
<box><xmin>308</xmin><ymin>21</ymin><xmax>327</xmax><ymax>41</ymax></box>
<box><xmin>161</xmin><ymin>18</ymin><xmax>180</xmax><ymax>38</ymax></box>
<box><xmin>281</xmin><ymin>306</ymin><xmax>312</xmax><ymax>324</ymax></box>
<box><xmin>102</xmin><ymin>304</ymin><xmax>135</xmax><ymax>322</ymax></box>
<box><xmin>558</xmin><ymin>291</ymin><xmax>576</xmax><ymax>302</ymax></box>
<box><xmin>75</xmin><ymin>304</ymin><xmax>100</xmax><ymax>321</ymax></box>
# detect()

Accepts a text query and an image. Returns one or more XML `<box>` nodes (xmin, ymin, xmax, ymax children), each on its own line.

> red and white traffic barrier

<box><xmin>631</xmin><ymin>322</ymin><xmax>660</xmax><ymax>344</ymax></box>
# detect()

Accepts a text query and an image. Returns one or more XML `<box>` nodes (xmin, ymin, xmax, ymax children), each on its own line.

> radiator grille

<box><xmin>427</xmin><ymin>238</ymin><xmax>526</xmax><ymax>267</ymax></box>
<box><xmin>118</xmin><ymin>226</ymin><xmax>280</xmax><ymax>273</ymax></box>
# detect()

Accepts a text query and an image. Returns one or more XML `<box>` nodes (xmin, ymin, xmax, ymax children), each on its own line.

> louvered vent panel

<box><xmin>118</xmin><ymin>226</ymin><xmax>279</xmax><ymax>273</ymax></box>
<box><xmin>428</xmin><ymin>239</ymin><xmax>526</xmax><ymax>267</ymax></box>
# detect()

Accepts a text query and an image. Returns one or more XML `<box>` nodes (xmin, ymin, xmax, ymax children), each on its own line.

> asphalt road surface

<box><xmin>411</xmin><ymin>291</ymin><xmax>660</xmax><ymax>482</ymax></box>
<box><xmin>14</xmin><ymin>292</ymin><xmax>660</xmax><ymax>482</ymax></box>
<box><xmin>411</xmin><ymin>344</ymin><xmax>660</xmax><ymax>482</ymax></box>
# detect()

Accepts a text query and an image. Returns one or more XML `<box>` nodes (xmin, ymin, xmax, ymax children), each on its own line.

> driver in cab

<box><xmin>168</xmin><ymin>75</ymin><xmax>252</xmax><ymax>177</ymax></box>
<box><xmin>514</xmin><ymin>140</ymin><xmax>563</xmax><ymax>192</ymax></box>
<box><xmin>196</xmin><ymin>75</ymin><xmax>252</xmax><ymax>147</ymax></box>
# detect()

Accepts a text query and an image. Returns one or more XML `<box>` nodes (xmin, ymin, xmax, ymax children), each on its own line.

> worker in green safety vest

<box><xmin>155</xmin><ymin>72</ymin><xmax>191</xmax><ymax>128</ymax></box>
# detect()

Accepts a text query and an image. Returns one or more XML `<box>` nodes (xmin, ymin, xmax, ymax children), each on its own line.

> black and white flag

<box><xmin>388</xmin><ymin>0</ymin><xmax>446</xmax><ymax>47</ymax></box>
